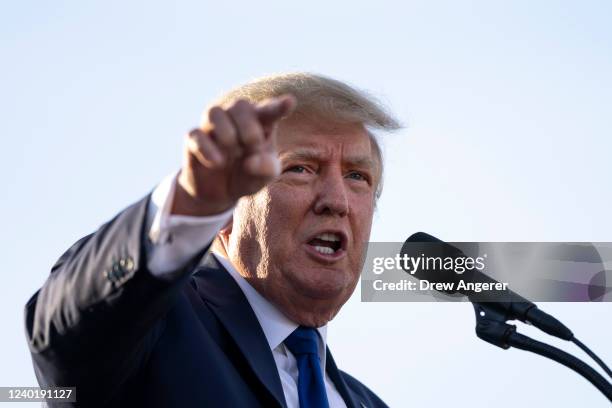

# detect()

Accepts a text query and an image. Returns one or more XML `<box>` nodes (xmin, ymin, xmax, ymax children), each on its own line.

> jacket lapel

<box><xmin>326</xmin><ymin>348</ymin><xmax>361</xmax><ymax>408</ymax></box>
<box><xmin>191</xmin><ymin>253</ymin><xmax>287</xmax><ymax>408</ymax></box>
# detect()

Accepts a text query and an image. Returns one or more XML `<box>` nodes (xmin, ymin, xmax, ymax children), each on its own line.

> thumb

<box><xmin>243</xmin><ymin>151</ymin><xmax>281</xmax><ymax>178</ymax></box>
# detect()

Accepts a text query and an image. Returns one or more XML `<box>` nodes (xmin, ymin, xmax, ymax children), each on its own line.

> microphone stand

<box><xmin>472</xmin><ymin>301</ymin><xmax>612</xmax><ymax>401</ymax></box>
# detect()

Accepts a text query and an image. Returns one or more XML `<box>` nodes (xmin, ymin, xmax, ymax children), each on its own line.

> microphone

<box><xmin>401</xmin><ymin>232</ymin><xmax>573</xmax><ymax>341</ymax></box>
<box><xmin>401</xmin><ymin>232</ymin><xmax>612</xmax><ymax>398</ymax></box>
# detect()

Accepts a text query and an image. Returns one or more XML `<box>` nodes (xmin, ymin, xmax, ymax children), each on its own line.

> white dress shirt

<box><xmin>145</xmin><ymin>172</ymin><xmax>347</xmax><ymax>408</ymax></box>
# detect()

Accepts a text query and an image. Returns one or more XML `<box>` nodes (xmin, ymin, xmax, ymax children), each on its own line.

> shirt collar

<box><xmin>212</xmin><ymin>252</ymin><xmax>328</xmax><ymax>364</ymax></box>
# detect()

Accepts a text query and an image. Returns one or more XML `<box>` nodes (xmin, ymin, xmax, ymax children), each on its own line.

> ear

<box><xmin>212</xmin><ymin>215</ymin><xmax>234</xmax><ymax>257</ymax></box>
<box><xmin>218</xmin><ymin>215</ymin><xmax>233</xmax><ymax>240</ymax></box>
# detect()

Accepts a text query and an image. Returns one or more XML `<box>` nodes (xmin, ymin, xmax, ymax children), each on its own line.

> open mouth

<box><xmin>306</xmin><ymin>232</ymin><xmax>347</xmax><ymax>257</ymax></box>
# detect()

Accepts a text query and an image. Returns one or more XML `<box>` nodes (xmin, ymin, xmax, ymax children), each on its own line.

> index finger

<box><xmin>255</xmin><ymin>94</ymin><xmax>297</xmax><ymax>127</ymax></box>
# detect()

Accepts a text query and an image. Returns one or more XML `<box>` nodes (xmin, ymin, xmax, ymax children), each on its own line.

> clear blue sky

<box><xmin>1</xmin><ymin>1</ymin><xmax>611</xmax><ymax>406</ymax></box>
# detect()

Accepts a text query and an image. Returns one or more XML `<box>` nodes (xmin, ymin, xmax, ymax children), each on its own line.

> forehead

<box><xmin>276</xmin><ymin>118</ymin><xmax>375</xmax><ymax>161</ymax></box>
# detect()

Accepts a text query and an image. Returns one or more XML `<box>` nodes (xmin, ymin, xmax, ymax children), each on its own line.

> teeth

<box><xmin>315</xmin><ymin>233</ymin><xmax>341</xmax><ymax>242</ymax></box>
<box><xmin>314</xmin><ymin>246</ymin><xmax>335</xmax><ymax>255</ymax></box>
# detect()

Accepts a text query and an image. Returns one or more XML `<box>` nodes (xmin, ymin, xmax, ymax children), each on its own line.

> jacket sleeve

<box><xmin>24</xmin><ymin>194</ymin><xmax>209</xmax><ymax>405</ymax></box>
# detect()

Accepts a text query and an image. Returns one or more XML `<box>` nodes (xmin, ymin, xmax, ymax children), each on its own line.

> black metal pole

<box><xmin>506</xmin><ymin>331</ymin><xmax>612</xmax><ymax>401</ymax></box>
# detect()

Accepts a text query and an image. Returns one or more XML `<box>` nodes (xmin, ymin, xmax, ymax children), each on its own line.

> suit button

<box><xmin>105</xmin><ymin>262</ymin><xmax>122</xmax><ymax>281</ymax></box>
<box><xmin>105</xmin><ymin>257</ymin><xmax>135</xmax><ymax>282</ymax></box>
<box><xmin>113</xmin><ymin>262</ymin><xmax>125</xmax><ymax>277</ymax></box>
<box><xmin>120</xmin><ymin>257</ymin><xmax>135</xmax><ymax>273</ymax></box>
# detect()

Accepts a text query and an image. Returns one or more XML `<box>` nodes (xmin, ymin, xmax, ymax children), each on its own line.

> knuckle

<box><xmin>208</xmin><ymin>106</ymin><xmax>225</xmax><ymax>121</ymax></box>
<box><xmin>235</xmin><ymin>99</ymin><xmax>252</xmax><ymax>109</ymax></box>
<box><xmin>242</xmin><ymin>124</ymin><xmax>262</xmax><ymax>144</ymax></box>
<box><xmin>229</xmin><ymin>130</ymin><xmax>239</xmax><ymax>145</ymax></box>
<box><xmin>220</xmin><ymin>126</ymin><xmax>238</xmax><ymax>144</ymax></box>
<box><xmin>186</xmin><ymin>130</ymin><xmax>208</xmax><ymax>150</ymax></box>
<box><xmin>186</xmin><ymin>128</ymin><xmax>203</xmax><ymax>143</ymax></box>
<box><xmin>211</xmin><ymin>120</ymin><xmax>238</xmax><ymax>145</ymax></box>
<box><xmin>229</xmin><ymin>99</ymin><xmax>253</xmax><ymax>115</ymax></box>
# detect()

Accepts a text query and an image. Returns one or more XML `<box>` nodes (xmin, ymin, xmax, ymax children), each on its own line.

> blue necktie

<box><xmin>284</xmin><ymin>326</ymin><xmax>330</xmax><ymax>408</ymax></box>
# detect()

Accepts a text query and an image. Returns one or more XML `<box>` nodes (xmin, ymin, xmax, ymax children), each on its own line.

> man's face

<box><xmin>225</xmin><ymin>118</ymin><xmax>379</xmax><ymax>327</ymax></box>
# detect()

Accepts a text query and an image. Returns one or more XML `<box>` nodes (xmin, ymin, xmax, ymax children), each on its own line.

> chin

<box><xmin>288</xmin><ymin>269</ymin><xmax>352</xmax><ymax>300</ymax></box>
<box><xmin>296</xmin><ymin>312</ymin><xmax>337</xmax><ymax>328</ymax></box>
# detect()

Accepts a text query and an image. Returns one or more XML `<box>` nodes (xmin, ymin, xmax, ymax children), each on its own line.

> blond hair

<box><xmin>214</xmin><ymin>72</ymin><xmax>401</xmax><ymax>200</ymax></box>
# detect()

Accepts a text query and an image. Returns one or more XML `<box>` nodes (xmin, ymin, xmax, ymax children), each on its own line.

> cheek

<box><xmin>256</xmin><ymin>186</ymin><xmax>309</xmax><ymax>261</ymax></box>
<box><xmin>266</xmin><ymin>184</ymin><xmax>312</xmax><ymax>227</ymax></box>
<box><xmin>348</xmin><ymin>197</ymin><xmax>375</xmax><ymax>271</ymax></box>
<box><xmin>350</xmin><ymin>195</ymin><xmax>375</xmax><ymax>237</ymax></box>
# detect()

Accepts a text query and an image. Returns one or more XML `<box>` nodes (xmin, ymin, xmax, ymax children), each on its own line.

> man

<box><xmin>25</xmin><ymin>73</ymin><xmax>400</xmax><ymax>407</ymax></box>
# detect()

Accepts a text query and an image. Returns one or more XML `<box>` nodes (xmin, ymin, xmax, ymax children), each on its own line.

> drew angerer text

<box><xmin>372</xmin><ymin>279</ymin><xmax>509</xmax><ymax>293</ymax></box>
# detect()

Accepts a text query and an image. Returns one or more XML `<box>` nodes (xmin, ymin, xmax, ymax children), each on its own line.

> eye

<box><xmin>346</xmin><ymin>171</ymin><xmax>368</xmax><ymax>181</ymax></box>
<box><xmin>285</xmin><ymin>165</ymin><xmax>307</xmax><ymax>173</ymax></box>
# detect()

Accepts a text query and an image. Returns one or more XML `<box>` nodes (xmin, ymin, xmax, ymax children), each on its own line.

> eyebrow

<box><xmin>279</xmin><ymin>149</ymin><xmax>376</xmax><ymax>169</ymax></box>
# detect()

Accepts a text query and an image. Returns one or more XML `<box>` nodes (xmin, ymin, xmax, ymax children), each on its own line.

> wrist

<box><xmin>172</xmin><ymin>174</ymin><xmax>234</xmax><ymax>216</ymax></box>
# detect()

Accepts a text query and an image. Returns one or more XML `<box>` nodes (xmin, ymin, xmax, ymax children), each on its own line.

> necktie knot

<box><xmin>284</xmin><ymin>326</ymin><xmax>320</xmax><ymax>356</ymax></box>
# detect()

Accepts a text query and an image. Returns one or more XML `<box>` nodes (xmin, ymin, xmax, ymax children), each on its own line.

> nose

<box><xmin>313</xmin><ymin>168</ymin><xmax>349</xmax><ymax>217</ymax></box>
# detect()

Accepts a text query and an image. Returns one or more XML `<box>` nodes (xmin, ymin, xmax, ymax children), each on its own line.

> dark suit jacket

<box><xmin>24</xmin><ymin>195</ymin><xmax>388</xmax><ymax>407</ymax></box>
